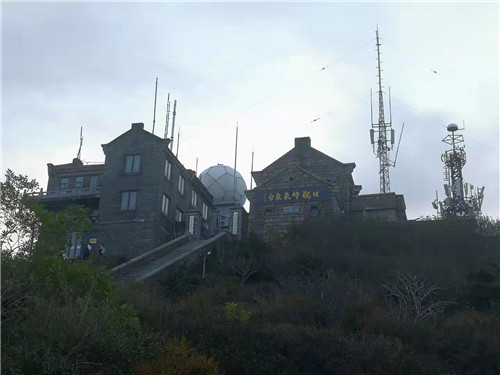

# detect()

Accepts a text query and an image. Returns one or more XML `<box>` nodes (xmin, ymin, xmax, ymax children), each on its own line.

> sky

<box><xmin>2</xmin><ymin>1</ymin><xmax>499</xmax><ymax>219</ymax></box>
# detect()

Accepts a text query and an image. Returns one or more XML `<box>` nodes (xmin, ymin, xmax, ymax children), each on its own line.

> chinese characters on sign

<box><xmin>257</xmin><ymin>186</ymin><xmax>328</xmax><ymax>205</ymax></box>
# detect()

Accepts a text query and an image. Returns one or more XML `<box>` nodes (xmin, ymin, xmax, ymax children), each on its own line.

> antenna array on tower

<box><xmin>432</xmin><ymin>124</ymin><xmax>485</xmax><ymax>219</ymax></box>
<box><xmin>369</xmin><ymin>29</ymin><xmax>403</xmax><ymax>194</ymax></box>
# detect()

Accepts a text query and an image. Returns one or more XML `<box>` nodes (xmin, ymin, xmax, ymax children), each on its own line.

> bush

<box><xmin>137</xmin><ymin>337</ymin><xmax>218</xmax><ymax>375</ymax></box>
<box><xmin>1</xmin><ymin>253</ymin><xmax>146</xmax><ymax>375</ymax></box>
<box><xmin>340</xmin><ymin>298</ymin><xmax>391</xmax><ymax>334</ymax></box>
<box><xmin>439</xmin><ymin>311</ymin><xmax>500</xmax><ymax>374</ymax></box>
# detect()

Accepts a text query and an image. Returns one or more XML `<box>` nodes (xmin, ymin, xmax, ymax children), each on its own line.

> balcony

<box><xmin>32</xmin><ymin>186</ymin><xmax>101</xmax><ymax>200</ymax></box>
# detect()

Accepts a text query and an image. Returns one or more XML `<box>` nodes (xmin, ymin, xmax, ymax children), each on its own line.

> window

<box><xmin>161</xmin><ymin>194</ymin><xmax>170</xmax><ymax>216</ymax></box>
<box><xmin>125</xmin><ymin>155</ymin><xmax>141</xmax><ymax>173</ymax></box>
<box><xmin>178</xmin><ymin>175</ymin><xmax>185</xmax><ymax>195</ymax></box>
<box><xmin>60</xmin><ymin>177</ymin><xmax>69</xmax><ymax>190</ymax></box>
<box><xmin>191</xmin><ymin>191</ymin><xmax>198</xmax><ymax>207</ymax></box>
<box><xmin>164</xmin><ymin>160</ymin><xmax>172</xmax><ymax>180</ymax></box>
<box><xmin>75</xmin><ymin>176</ymin><xmax>84</xmax><ymax>188</ymax></box>
<box><xmin>175</xmin><ymin>208</ymin><xmax>183</xmax><ymax>222</ymax></box>
<box><xmin>202</xmin><ymin>202</ymin><xmax>208</xmax><ymax>220</ymax></box>
<box><xmin>309</xmin><ymin>206</ymin><xmax>320</xmax><ymax>216</ymax></box>
<box><xmin>232</xmin><ymin>212</ymin><xmax>239</xmax><ymax>235</ymax></box>
<box><xmin>121</xmin><ymin>191</ymin><xmax>137</xmax><ymax>210</ymax></box>
<box><xmin>90</xmin><ymin>176</ymin><xmax>99</xmax><ymax>190</ymax></box>
<box><xmin>188</xmin><ymin>215</ymin><xmax>195</xmax><ymax>235</ymax></box>
<box><xmin>284</xmin><ymin>206</ymin><xmax>299</xmax><ymax>214</ymax></box>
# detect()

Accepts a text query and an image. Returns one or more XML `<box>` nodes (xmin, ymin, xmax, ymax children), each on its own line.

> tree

<box><xmin>381</xmin><ymin>271</ymin><xmax>454</xmax><ymax>322</ymax></box>
<box><xmin>1</xmin><ymin>169</ymin><xmax>40</xmax><ymax>256</ymax></box>
<box><xmin>34</xmin><ymin>204</ymin><xmax>92</xmax><ymax>257</ymax></box>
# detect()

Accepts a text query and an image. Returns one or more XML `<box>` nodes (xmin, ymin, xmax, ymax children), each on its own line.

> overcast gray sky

<box><xmin>2</xmin><ymin>1</ymin><xmax>499</xmax><ymax>219</ymax></box>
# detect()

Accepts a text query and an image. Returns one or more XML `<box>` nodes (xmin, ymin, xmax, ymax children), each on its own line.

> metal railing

<box><xmin>29</xmin><ymin>187</ymin><xmax>101</xmax><ymax>199</ymax></box>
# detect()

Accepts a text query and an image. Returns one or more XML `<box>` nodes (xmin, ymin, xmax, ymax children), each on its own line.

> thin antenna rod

<box><xmin>370</xmin><ymin>88</ymin><xmax>373</xmax><ymax>125</ymax></box>
<box><xmin>76</xmin><ymin>126</ymin><xmax>83</xmax><ymax>160</ymax></box>
<box><xmin>233</xmin><ymin>122</ymin><xmax>239</xmax><ymax>201</ymax></box>
<box><xmin>250</xmin><ymin>150</ymin><xmax>254</xmax><ymax>189</ymax></box>
<box><xmin>170</xmin><ymin>100</ymin><xmax>177</xmax><ymax>151</ymax></box>
<box><xmin>164</xmin><ymin>92</ymin><xmax>171</xmax><ymax>139</ymax></box>
<box><xmin>152</xmin><ymin>77</ymin><xmax>158</xmax><ymax>134</ymax></box>
<box><xmin>393</xmin><ymin>123</ymin><xmax>404</xmax><ymax>167</ymax></box>
<box><xmin>176</xmin><ymin>127</ymin><xmax>180</xmax><ymax>157</ymax></box>
<box><xmin>388</xmin><ymin>86</ymin><xmax>392</xmax><ymax>124</ymax></box>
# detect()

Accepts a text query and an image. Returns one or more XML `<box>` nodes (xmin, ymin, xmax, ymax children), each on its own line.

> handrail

<box><xmin>136</xmin><ymin>231</ymin><xmax>230</xmax><ymax>281</ymax></box>
<box><xmin>111</xmin><ymin>234</ymin><xmax>191</xmax><ymax>275</ymax></box>
<box><xmin>29</xmin><ymin>187</ymin><xmax>101</xmax><ymax>199</ymax></box>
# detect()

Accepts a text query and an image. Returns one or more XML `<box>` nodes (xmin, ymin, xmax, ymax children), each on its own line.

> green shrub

<box><xmin>137</xmin><ymin>337</ymin><xmax>218</xmax><ymax>375</ymax></box>
<box><xmin>340</xmin><ymin>298</ymin><xmax>391</xmax><ymax>334</ymax></box>
<box><xmin>439</xmin><ymin>311</ymin><xmax>500</xmax><ymax>374</ymax></box>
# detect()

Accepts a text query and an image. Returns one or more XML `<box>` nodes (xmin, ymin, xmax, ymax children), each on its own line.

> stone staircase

<box><xmin>111</xmin><ymin>231</ymin><xmax>230</xmax><ymax>284</ymax></box>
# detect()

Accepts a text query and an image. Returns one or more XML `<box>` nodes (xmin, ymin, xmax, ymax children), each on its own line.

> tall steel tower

<box><xmin>370</xmin><ymin>28</ymin><xmax>399</xmax><ymax>193</ymax></box>
<box><xmin>432</xmin><ymin>124</ymin><xmax>485</xmax><ymax>219</ymax></box>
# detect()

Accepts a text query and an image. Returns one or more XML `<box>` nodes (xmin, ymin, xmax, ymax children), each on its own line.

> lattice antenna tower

<box><xmin>432</xmin><ymin>123</ymin><xmax>485</xmax><ymax>219</ymax></box>
<box><xmin>369</xmin><ymin>28</ymin><xmax>404</xmax><ymax>193</ymax></box>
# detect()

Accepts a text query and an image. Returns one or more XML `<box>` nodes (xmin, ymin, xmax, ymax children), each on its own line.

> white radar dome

<box><xmin>199</xmin><ymin>165</ymin><xmax>247</xmax><ymax>206</ymax></box>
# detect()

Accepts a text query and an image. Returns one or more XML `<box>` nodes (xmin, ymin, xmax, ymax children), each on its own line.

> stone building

<box><xmin>36</xmin><ymin>126</ymin><xmax>406</xmax><ymax>253</ymax></box>
<box><xmin>38</xmin><ymin>123</ymin><xmax>215</xmax><ymax>257</ymax></box>
<box><xmin>245</xmin><ymin>137</ymin><xmax>406</xmax><ymax>241</ymax></box>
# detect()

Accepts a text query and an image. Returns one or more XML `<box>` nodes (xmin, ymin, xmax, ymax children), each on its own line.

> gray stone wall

<box><xmin>96</xmin><ymin>123</ymin><xmax>214</xmax><ymax>255</ymax></box>
<box><xmin>348</xmin><ymin>193</ymin><xmax>407</xmax><ymax>222</ymax></box>
<box><xmin>246</xmin><ymin>137</ymin><xmax>406</xmax><ymax>241</ymax></box>
<box><xmin>247</xmin><ymin>161</ymin><xmax>343</xmax><ymax>241</ymax></box>
<box><xmin>46</xmin><ymin>159</ymin><xmax>104</xmax><ymax>192</ymax></box>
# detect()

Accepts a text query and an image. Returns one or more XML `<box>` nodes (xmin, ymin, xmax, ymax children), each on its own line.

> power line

<box><xmin>216</xmin><ymin>39</ymin><xmax>373</xmax><ymax>124</ymax></box>
<box><xmin>310</xmin><ymin>93</ymin><xmax>373</xmax><ymax>124</ymax></box>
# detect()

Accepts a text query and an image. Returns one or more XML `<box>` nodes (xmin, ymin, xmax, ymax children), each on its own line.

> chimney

<box><xmin>131</xmin><ymin>123</ymin><xmax>144</xmax><ymax>131</ymax></box>
<box><xmin>294</xmin><ymin>137</ymin><xmax>311</xmax><ymax>149</ymax></box>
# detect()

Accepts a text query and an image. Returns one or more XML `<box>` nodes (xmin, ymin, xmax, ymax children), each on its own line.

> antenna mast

<box><xmin>164</xmin><ymin>92</ymin><xmax>171</xmax><ymax>139</ymax></box>
<box><xmin>370</xmin><ymin>28</ymin><xmax>399</xmax><ymax>193</ymax></box>
<box><xmin>233</xmin><ymin>123</ymin><xmax>239</xmax><ymax>201</ymax></box>
<box><xmin>250</xmin><ymin>150</ymin><xmax>254</xmax><ymax>189</ymax></box>
<box><xmin>152</xmin><ymin>77</ymin><xmax>158</xmax><ymax>134</ymax></box>
<box><xmin>76</xmin><ymin>126</ymin><xmax>83</xmax><ymax>160</ymax></box>
<box><xmin>176</xmin><ymin>127</ymin><xmax>180</xmax><ymax>157</ymax></box>
<box><xmin>170</xmin><ymin>100</ymin><xmax>177</xmax><ymax>151</ymax></box>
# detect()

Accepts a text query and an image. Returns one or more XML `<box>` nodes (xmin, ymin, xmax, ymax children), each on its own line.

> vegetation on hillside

<box><xmin>2</xmin><ymin>170</ymin><xmax>499</xmax><ymax>374</ymax></box>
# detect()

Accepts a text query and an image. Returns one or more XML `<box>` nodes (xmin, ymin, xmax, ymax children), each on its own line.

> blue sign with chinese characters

<box><xmin>256</xmin><ymin>185</ymin><xmax>329</xmax><ymax>205</ymax></box>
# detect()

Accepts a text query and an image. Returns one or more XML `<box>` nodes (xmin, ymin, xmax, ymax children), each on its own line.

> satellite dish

<box><xmin>447</xmin><ymin>123</ymin><xmax>459</xmax><ymax>132</ymax></box>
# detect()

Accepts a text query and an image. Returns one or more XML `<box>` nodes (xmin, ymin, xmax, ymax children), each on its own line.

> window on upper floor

<box><xmin>164</xmin><ymin>160</ymin><xmax>172</xmax><ymax>180</ymax></box>
<box><xmin>90</xmin><ymin>176</ymin><xmax>99</xmax><ymax>190</ymax></box>
<box><xmin>121</xmin><ymin>191</ymin><xmax>138</xmax><ymax>210</ymax></box>
<box><xmin>178</xmin><ymin>175</ymin><xmax>185</xmax><ymax>195</ymax></box>
<box><xmin>161</xmin><ymin>194</ymin><xmax>170</xmax><ymax>216</ymax></box>
<box><xmin>202</xmin><ymin>202</ymin><xmax>208</xmax><ymax>220</ymax></box>
<box><xmin>284</xmin><ymin>206</ymin><xmax>299</xmax><ymax>214</ymax></box>
<box><xmin>125</xmin><ymin>155</ymin><xmax>141</xmax><ymax>174</ymax></box>
<box><xmin>60</xmin><ymin>177</ymin><xmax>69</xmax><ymax>190</ymax></box>
<box><xmin>175</xmin><ymin>208</ymin><xmax>183</xmax><ymax>222</ymax></box>
<box><xmin>191</xmin><ymin>191</ymin><xmax>198</xmax><ymax>207</ymax></box>
<box><xmin>75</xmin><ymin>176</ymin><xmax>84</xmax><ymax>188</ymax></box>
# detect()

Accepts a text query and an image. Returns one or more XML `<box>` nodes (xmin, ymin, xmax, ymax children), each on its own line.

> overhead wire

<box><xmin>310</xmin><ymin>92</ymin><xmax>373</xmax><ymax>124</ymax></box>
<box><xmin>214</xmin><ymin>38</ymin><xmax>374</xmax><ymax>124</ymax></box>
